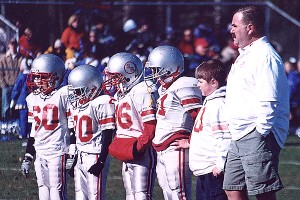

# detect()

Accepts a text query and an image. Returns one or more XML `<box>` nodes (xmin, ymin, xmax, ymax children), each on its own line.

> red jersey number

<box><xmin>33</xmin><ymin>104</ymin><xmax>59</xmax><ymax>131</ymax></box>
<box><xmin>157</xmin><ymin>94</ymin><xmax>168</xmax><ymax>116</ymax></box>
<box><xmin>193</xmin><ymin>107</ymin><xmax>205</xmax><ymax>132</ymax></box>
<box><xmin>74</xmin><ymin>115</ymin><xmax>93</xmax><ymax>142</ymax></box>
<box><xmin>116</xmin><ymin>102</ymin><xmax>133</xmax><ymax>129</ymax></box>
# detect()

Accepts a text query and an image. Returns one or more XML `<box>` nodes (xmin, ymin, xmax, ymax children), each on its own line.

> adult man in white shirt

<box><xmin>223</xmin><ymin>5</ymin><xmax>289</xmax><ymax>200</ymax></box>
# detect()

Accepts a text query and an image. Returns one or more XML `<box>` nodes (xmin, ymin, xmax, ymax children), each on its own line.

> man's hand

<box><xmin>212</xmin><ymin>167</ymin><xmax>222</xmax><ymax>177</ymax></box>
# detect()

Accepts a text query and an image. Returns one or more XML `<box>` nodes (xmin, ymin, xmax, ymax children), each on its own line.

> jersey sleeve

<box><xmin>176</xmin><ymin>87</ymin><xmax>202</xmax><ymax>112</ymax></box>
<box><xmin>26</xmin><ymin>93</ymin><xmax>34</xmax><ymax>124</ymax></box>
<box><xmin>207</xmin><ymin>101</ymin><xmax>231</xmax><ymax>171</ymax></box>
<box><xmin>132</xmin><ymin>84</ymin><xmax>158</xmax><ymax>123</ymax></box>
<box><xmin>93</xmin><ymin>95</ymin><xmax>116</xmax><ymax>131</ymax></box>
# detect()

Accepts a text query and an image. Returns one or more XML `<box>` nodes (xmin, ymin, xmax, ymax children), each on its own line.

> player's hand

<box><xmin>88</xmin><ymin>161</ymin><xmax>105</xmax><ymax>177</ymax></box>
<box><xmin>21</xmin><ymin>156</ymin><xmax>32</xmax><ymax>178</ymax></box>
<box><xmin>170</xmin><ymin>139</ymin><xmax>190</xmax><ymax>150</ymax></box>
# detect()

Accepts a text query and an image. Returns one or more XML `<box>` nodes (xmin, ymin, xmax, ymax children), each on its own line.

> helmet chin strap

<box><xmin>117</xmin><ymin>82</ymin><xmax>126</xmax><ymax>99</ymax></box>
<box><xmin>159</xmin><ymin>74</ymin><xmax>175</xmax><ymax>88</ymax></box>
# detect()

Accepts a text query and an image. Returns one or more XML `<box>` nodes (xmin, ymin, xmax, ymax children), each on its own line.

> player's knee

<box><xmin>135</xmin><ymin>191</ymin><xmax>152</xmax><ymax>200</ymax></box>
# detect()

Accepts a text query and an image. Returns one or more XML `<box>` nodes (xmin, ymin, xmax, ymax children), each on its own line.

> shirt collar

<box><xmin>238</xmin><ymin>36</ymin><xmax>267</xmax><ymax>55</ymax></box>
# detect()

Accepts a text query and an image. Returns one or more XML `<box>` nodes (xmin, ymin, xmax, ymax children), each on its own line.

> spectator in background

<box><xmin>44</xmin><ymin>39</ymin><xmax>66</xmax><ymax>61</ymax></box>
<box><xmin>297</xmin><ymin>59</ymin><xmax>300</xmax><ymax>73</ymax></box>
<box><xmin>90</xmin><ymin>15</ymin><xmax>115</xmax><ymax>58</ymax></box>
<box><xmin>0</xmin><ymin>27</ymin><xmax>7</xmax><ymax>54</ymax></box>
<box><xmin>178</xmin><ymin>28</ymin><xmax>195</xmax><ymax>72</ymax></box>
<box><xmin>178</xmin><ymin>28</ymin><xmax>195</xmax><ymax>57</ymax></box>
<box><xmin>193</xmin><ymin>17</ymin><xmax>221</xmax><ymax>56</ymax></box>
<box><xmin>220</xmin><ymin>35</ymin><xmax>239</xmax><ymax>69</ymax></box>
<box><xmin>157</xmin><ymin>26</ymin><xmax>177</xmax><ymax>47</ymax></box>
<box><xmin>82</xmin><ymin>30</ymin><xmax>106</xmax><ymax>66</ymax></box>
<box><xmin>10</xmin><ymin>57</ymin><xmax>32</xmax><ymax>141</ymax></box>
<box><xmin>133</xmin><ymin>18</ymin><xmax>156</xmax><ymax>57</ymax></box>
<box><xmin>61</xmin><ymin>14</ymin><xmax>86</xmax><ymax>60</ymax></box>
<box><xmin>284</xmin><ymin>57</ymin><xmax>300</xmax><ymax>129</ymax></box>
<box><xmin>19</xmin><ymin>28</ymin><xmax>39</xmax><ymax>58</ymax></box>
<box><xmin>185</xmin><ymin>37</ymin><xmax>212</xmax><ymax>77</ymax></box>
<box><xmin>0</xmin><ymin>39</ymin><xmax>23</xmax><ymax>121</ymax></box>
<box><xmin>113</xmin><ymin>19</ymin><xmax>138</xmax><ymax>53</ymax></box>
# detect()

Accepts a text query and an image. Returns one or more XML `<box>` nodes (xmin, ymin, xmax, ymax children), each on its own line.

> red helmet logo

<box><xmin>124</xmin><ymin>61</ymin><xmax>136</xmax><ymax>74</ymax></box>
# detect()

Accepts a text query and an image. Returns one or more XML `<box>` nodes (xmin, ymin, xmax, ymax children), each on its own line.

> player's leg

<box><xmin>75</xmin><ymin>151</ymin><xmax>88</xmax><ymax>199</ymax></box>
<box><xmin>86</xmin><ymin>153</ymin><xmax>110</xmax><ymax>200</ymax></box>
<box><xmin>34</xmin><ymin>154</ymin><xmax>50</xmax><ymax>200</ymax></box>
<box><xmin>167</xmin><ymin>148</ymin><xmax>192</xmax><ymax>200</ymax></box>
<box><xmin>157</xmin><ymin>147</ymin><xmax>192</xmax><ymax>200</ymax></box>
<box><xmin>122</xmin><ymin>162</ymin><xmax>135</xmax><ymax>200</ymax></box>
<box><xmin>156</xmin><ymin>151</ymin><xmax>172</xmax><ymax>200</ymax></box>
<box><xmin>48</xmin><ymin>154</ymin><xmax>68</xmax><ymax>200</ymax></box>
<box><xmin>132</xmin><ymin>147</ymin><xmax>156</xmax><ymax>199</ymax></box>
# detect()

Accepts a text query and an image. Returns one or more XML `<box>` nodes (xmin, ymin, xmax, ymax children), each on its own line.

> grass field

<box><xmin>0</xmin><ymin>135</ymin><xmax>299</xmax><ymax>199</ymax></box>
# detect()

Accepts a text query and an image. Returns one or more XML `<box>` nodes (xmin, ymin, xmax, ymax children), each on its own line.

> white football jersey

<box><xmin>153</xmin><ymin>77</ymin><xmax>202</xmax><ymax>145</ymax></box>
<box><xmin>114</xmin><ymin>81</ymin><xmax>158</xmax><ymax>138</ymax></box>
<box><xmin>70</xmin><ymin>94</ymin><xmax>115</xmax><ymax>153</ymax></box>
<box><xmin>27</xmin><ymin>86</ymin><xmax>70</xmax><ymax>159</ymax></box>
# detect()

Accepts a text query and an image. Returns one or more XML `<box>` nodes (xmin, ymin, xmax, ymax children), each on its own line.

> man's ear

<box><xmin>247</xmin><ymin>23</ymin><xmax>254</xmax><ymax>35</ymax></box>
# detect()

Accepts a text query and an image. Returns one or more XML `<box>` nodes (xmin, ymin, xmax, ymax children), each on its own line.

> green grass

<box><xmin>0</xmin><ymin>135</ymin><xmax>300</xmax><ymax>199</ymax></box>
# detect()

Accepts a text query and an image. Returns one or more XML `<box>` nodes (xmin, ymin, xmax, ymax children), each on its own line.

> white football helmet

<box><xmin>145</xmin><ymin>45</ymin><xmax>184</xmax><ymax>87</ymax></box>
<box><xmin>103</xmin><ymin>52</ymin><xmax>143</xmax><ymax>96</ymax></box>
<box><xmin>26</xmin><ymin>54</ymin><xmax>65</xmax><ymax>95</ymax></box>
<box><xmin>68</xmin><ymin>64</ymin><xmax>103</xmax><ymax>109</ymax></box>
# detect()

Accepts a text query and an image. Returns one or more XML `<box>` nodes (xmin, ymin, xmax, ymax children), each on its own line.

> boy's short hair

<box><xmin>195</xmin><ymin>59</ymin><xmax>228</xmax><ymax>87</ymax></box>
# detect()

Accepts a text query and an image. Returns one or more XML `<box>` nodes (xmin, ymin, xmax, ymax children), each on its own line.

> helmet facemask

<box><xmin>26</xmin><ymin>71</ymin><xmax>59</xmax><ymax>95</ymax></box>
<box><xmin>102</xmin><ymin>70</ymin><xmax>127</xmax><ymax>96</ymax></box>
<box><xmin>68</xmin><ymin>84</ymin><xmax>102</xmax><ymax>109</ymax></box>
<box><xmin>144</xmin><ymin>61</ymin><xmax>181</xmax><ymax>87</ymax></box>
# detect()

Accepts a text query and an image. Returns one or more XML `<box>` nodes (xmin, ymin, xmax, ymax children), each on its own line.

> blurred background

<box><xmin>0</xmin><ymin>0</ymin><xmax>299</xmax><ymax>61</ymax></box>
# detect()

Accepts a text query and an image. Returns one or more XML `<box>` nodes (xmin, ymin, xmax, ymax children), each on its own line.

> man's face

<box><xmin>230</xmin><ymin>12</ymin><xmax>251</xmax><ymax>48</ymax></box>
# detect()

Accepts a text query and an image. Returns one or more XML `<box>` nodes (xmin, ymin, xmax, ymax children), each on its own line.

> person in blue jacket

<box><xmin>10</xmin><ymin>57</ymin><xmax>32</xmax><ymax>140</ymax></box>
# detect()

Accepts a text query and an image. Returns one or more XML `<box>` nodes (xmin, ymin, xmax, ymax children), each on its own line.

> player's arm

<box><xmin>25</xmin><ymin>136</ymin><xmax>36</xmax><ymax>159</ymax></box>
<box><xmin>135</xmin><ymin>119</ymin><xmax>157</xmax><ymax>153</ymax></box>
<box><xmin>68</xmin><ymin>128</ymin><xmax>77</xmax><ymax>155</ymax></box>
<box><xmin>170</xmin><ymin>107</ymin><xmax>200</xmax><ymax>150</ymax></box>
<box><xmin>66</xmin><ymin>128</ymin><xmax>77</xmax><ymax>177</ymax></box>
<box><xmin>188</xmin><ymin>107</ymin><xmax>200</xmax><ymax>122</ymax></box>
<box><xmin>21</xmin><ymin>131</ymin><xmax>35</xmax><ymax>178</ymax></box>
<box><xmin>88</xmin><ymin>129</ymin><xmax>114</xmax><ymax>177</ymax></box>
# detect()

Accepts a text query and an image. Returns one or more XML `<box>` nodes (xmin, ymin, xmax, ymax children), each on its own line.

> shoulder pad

<box><xmin>130</xmin><ymin>81</ymin><xmax>157</xmax><ymax>94</ymax></box>
<box><xmin>167</xmin><ymin>77</ymin><xmax>198</xmax><ymax>92</ymax></box>
<box><xmin>92</xmin><ymin>94</ymin><xmax>114</xmax><ymax>105</ymax></box>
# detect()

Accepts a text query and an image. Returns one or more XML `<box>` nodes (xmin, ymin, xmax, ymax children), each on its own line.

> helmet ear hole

<box><xmin>126</xmin><ymin>78</ymin><xmax>130</xmax><ymax>82</ymax></box>
<box><xmin>167</xmin><ymin>71</ymin><xmax>171</xmax><ymax>75</ymax></box>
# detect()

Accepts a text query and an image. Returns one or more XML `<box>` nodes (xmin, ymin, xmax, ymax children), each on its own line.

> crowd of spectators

<box><xmin>0</xmin><ymin>12</ymin><xmax>300</xmax><ymax>139</ymax></box>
